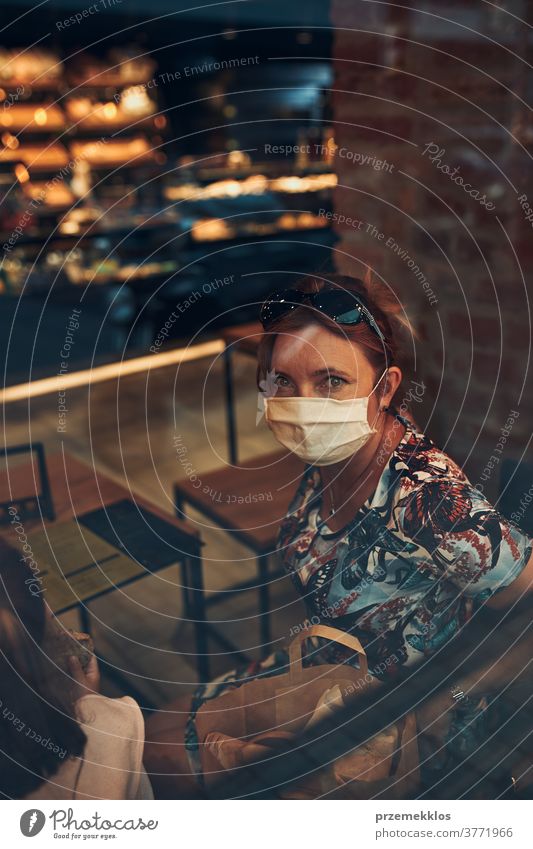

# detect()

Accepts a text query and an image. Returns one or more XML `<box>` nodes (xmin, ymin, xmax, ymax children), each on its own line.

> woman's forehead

<box><xmin>271</xmin><ymin>325</ymin><xmax>370</xmax><ymax>373</ymax></box>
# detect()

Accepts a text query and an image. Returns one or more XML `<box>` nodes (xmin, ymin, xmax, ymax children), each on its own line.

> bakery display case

<box><xmin>0</xmin><ymin>46</ymin><xmax>166</xmax><ymax>288</ymax></box>
<box><xmin>1</xmin><ymin>34</ymin><xmax>336</xmax><ymax>380</ymax></box>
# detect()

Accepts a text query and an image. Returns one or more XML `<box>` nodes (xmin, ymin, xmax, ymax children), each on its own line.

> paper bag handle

<box><xmin>288</xmin><ymin>624</ymin><xmax>368</xmax><ymax>680</ymax></box>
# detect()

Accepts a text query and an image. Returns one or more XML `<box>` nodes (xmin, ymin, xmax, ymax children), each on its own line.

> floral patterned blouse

<box><xmin>186</xmin><ymin>409</ymin><xmax>532</xmax><ymax>792</ymax></box>
<box><xmin>277</xmin><ymin>410</ymin><xmax>531</xmax><ymax>677</ymax></box>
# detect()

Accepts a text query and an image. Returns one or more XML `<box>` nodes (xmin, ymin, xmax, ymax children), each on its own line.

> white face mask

<box><xmin>263</xmin><ymin>370</ymin><xmax>387</xmax><ymax>466</ymax></box>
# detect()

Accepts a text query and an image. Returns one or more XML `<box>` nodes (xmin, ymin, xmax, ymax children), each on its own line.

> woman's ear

<box><xmin>381</xmin><ymin>366</ymin><xmax>402</xmax><ymax>409</ymax></box>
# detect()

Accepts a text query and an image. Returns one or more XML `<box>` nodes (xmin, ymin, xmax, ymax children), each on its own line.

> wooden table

<box><xmin>174</xmin><ymin>449</ymin><xmax>304</xmax><ymax>676</ymax></box>
<box><xmin>0</xmin><ymin>450</ymin><xmax>204</xmax><ymax>702</ymax></box>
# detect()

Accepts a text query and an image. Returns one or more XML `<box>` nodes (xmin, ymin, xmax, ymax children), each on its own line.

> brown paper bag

<box><xmin>196</xmin><ymin>624</ymin><xmax>420</xmax><ymax>798</ymax></box>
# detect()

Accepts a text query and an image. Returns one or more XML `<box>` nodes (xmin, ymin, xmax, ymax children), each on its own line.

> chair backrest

<box><xmin>499</xmin><ymin>458</ymin><xmax>533</xmax><ymax>535</ymax></box>
<box><xmin>0</xmin><ymin>443</ymin><xmax>55</xmax><ymax>525</ymax></box>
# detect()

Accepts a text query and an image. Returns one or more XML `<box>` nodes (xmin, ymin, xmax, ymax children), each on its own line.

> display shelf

<box><xmin>0</xmin><ymin>103</ymin><xmax>65</xmax><ymax>133</ymax></box>
<box><xmin>0</xmin><ymin>42</ymin><xmax>336</xmax><ymax>361</ymax></box>
<box><xmin>0</xmin><ymin>210</ymin><xmax>181</xmax><ymax>247</ymax></box>
<box><xmin>164</xmin><ymin>171</ymin><xmax>336</xmax><ymax>203</ymax></box>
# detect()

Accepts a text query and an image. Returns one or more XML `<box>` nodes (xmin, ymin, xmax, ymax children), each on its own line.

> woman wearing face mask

<box><xmin>260</xmin><ymin>274</ymin><xmax>532</xmax><ymax>792</ymax></box>
<box><xmin>145</xmin><ymin>273</ymin><xmax>533</xmax><ymax>797</ymax></box>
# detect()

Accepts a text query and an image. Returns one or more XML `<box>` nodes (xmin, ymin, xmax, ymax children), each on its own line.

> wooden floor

<box><xmin>3</xmin><ymin>352</ymin><xmax>307</xmax><ymax>707</ymax></box>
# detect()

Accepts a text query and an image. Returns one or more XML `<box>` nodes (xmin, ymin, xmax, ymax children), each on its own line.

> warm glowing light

<box><xmin>190</xmin><ymin>210</ymin><xmax>328</xmax><ymax>242</ymax></box>
<box><xmin>192</xmin><ymin>218</ymin><xmax>233</xmax><ymax>241</ymax></box>
<box><xmin>14</xmin><ymin>163</ymin><xmax>30</xmax><ymax>183</ymax></box>
<box><xmin>1</xmin><ymin>340</ymin><xmax>226</xmax><ymax>403</ymax></box>
<box><xmin>2</xmin><ymin>132</ymin><xmax>19</xmax><ymax>149</ymax></box>
<box><xmin>154</xmin><ymin>115</ymin><xmax>166</xmax><ymax>128</ymax></box>
<box><xmin>120</xmin><ymin>85</ymin><xmax>155</xmax><ymax>116</ymax></box>
<box><xmin>165</xmin><ymin>172</ymin><xmax>336</xmax><ymax>202</ymax></box>
<box><xmin>67</xmin><ymin>98</ymin><xmax>92</xmax><ymax>118</ymax></box>
<box><xmin>277</xmin><ymin>212</ymin><xmax>328</xmax><ymax>230</ymax></box>
<box><xmin>227</xmin><ymin>149</ymin><xmax>250</xmax><ymax>169</ymax></box>
<box><xmin>270</xmin><ymin>173</ymin><xmax>338</xmax><ymax>193</ymax></box>
<box><xmin>34</xmin><ymin>108</ymin><xmax>47</xmax><ymax>126</ymax></box>
<box><xmin>103</xmin><ymin>101</ymin><xmax>117</xmax><ymax>119</ymax></box>
<box><xmin>59</xmin><ymin>220</ymin><xmax>80</xmax><ymax>234</ymax></box>
<box><xmin>1</xmin><ymin>113</ymin><xmax>13</xmax><ymax>126</ymax></box>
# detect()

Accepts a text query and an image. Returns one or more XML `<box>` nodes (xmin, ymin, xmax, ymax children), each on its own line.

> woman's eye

<box><xmin>274</xmin><ymin>374</ymin><xmax>290</xmax><ymax>387</ymax></box>
<box><xmin>323</xmin><ymin>375</ymin><xmax>346</xmax><ymax>389</ymax></box>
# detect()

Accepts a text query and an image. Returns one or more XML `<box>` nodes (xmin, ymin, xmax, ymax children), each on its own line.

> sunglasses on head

<box><xmin>260</xmin><ymin>286</ymin><xmax>388</xmax><ymax>347</ymax></box>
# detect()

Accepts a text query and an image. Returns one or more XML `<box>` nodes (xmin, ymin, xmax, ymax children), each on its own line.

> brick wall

<box><xmin>330</xmin><ymin>0</ymin><xmax>532</xmax><ymax>503</ymax></box>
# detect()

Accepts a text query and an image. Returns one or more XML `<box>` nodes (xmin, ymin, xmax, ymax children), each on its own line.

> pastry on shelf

<box><xmin>165</xmin><ymin>175</ymin><xmax>269</xmax><ymax>202</ymax></box>
<box><xmin>59</xmin><ymin>206</ymin><xmax>101</xmax><ymax>235</ymax></box>
<box><xmin>115</xmin><ymin>259</ymin><xmax>178</xmax><ymax>281</ymax></box>
<box><xmin>66</xmin><ymin>93</ymin><xmax>155</xmax><ymax>129</ymax></box>
<box><xmin>270</xmin><ymin>173</ymin><xmax>337</xmax><ymax>193</ymax></box>
<box><xmin>69</xmin><ymin>136</ymin><xmax>154</xmax><ymax>167</ymax></box>
<box><xmin>277</xmin><ymin>211</ymin><xmax>329</xmax><ymax>230</ymax></box>
<box><xmin>0</xmin><ymin>49</ymin><xmax>63</xmax><ymax>86</ymax></box>
<box><xmin>0</xmin><ymin>103</ymin><xmax>66</xmax><ymax>132</ymax></box>
<box><xmin>164</xmin><ymin>172</ymin><xmax>337</xmax><ymax>203</ymax></box>
<box><xmin>118</xmin><ymin>86</ymin><xmax>157</xmax><ymax>117</ymax></box>
<box><xmin>22</xmin><ymin>180</ymin><xmax>75</xmax><ymax>208</ymax></box>
<box><xmin>191</xmin><ymin>211</ymin><xmax>329</xmax><ymax>242</ymax></box>
<box><xmin>191</xmin><ymin>218</ymin><xmax>235</xmax><ymax>241</ymax></box>
<box><xmin>164</xmin><ymin>182</ymin><xmax>201</xmax><ymax>201</ymax></box>
<box><xmin>0</xmin><ymin>142</ymin><xmax>69</xmax><ymax>171</ymax></box>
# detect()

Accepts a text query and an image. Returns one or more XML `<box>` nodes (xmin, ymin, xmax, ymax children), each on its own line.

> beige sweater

<box><xmin>26</xmin><ymin>694</ymin><xmax>153</xmax><ymax>800</ymax></box>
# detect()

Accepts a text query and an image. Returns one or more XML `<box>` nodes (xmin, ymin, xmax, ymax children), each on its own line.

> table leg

<box><xmin>79</xmin><ymin>603</ymin><xmax>91</xmax><ymax>635</ymax></box>
<box><xmin>224</xmin><ymin>345</ymin><xmax>238</xmax><ymax>464</ymax></box>
<box><xmin>180</xmin><ymin>560</ymin><xmax>191</xmax><ymax>618</ymax></box>
<box><xmin>257</xmin><ymin>554</ymin><xmax>271</xmax><ymax>656</ymax></box>
<box><xmin>174</xmin><ymin>487</ymin><xmax>191</xmax><ymax>616</ymax></box>
<box><xmin>187</xmin><ymin>551</ymin><xmax>210</xmax><ymax>682</ymax></box>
